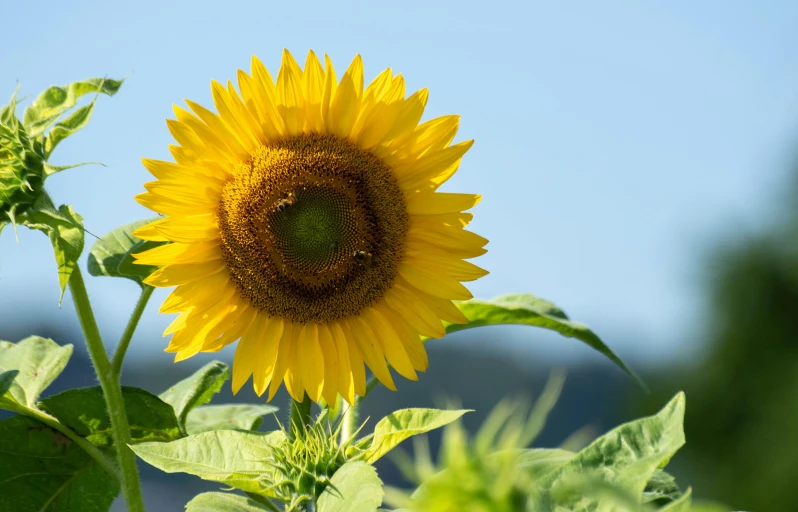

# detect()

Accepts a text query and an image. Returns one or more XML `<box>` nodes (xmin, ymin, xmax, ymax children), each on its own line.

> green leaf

<box><xmin>44</xmin><ymin>102</ymin><xmax>94</xmax><ymax>158</ymax></box>
<box><xmin>317</xmin><ymin>461</ymin><xmax>384</xmax><ymax>512</ymax></box>
<box><xmin>185</xmin><ymin>404</ymin><xmax>278</xmax><ymax>435</ymax></box>
<box><xmin>23</xmin><ymin>204</ymin><xmax>84</xmax><ymax>303</ymax></box>
<box><xmin>642</xmin><ymin>469</ymin><xmax>682</xmax><ymax>504</ymax></box>
<box><xmin>40</xmin><ymin>386</ymin><xmax>181</xmax><ymax>447</ymax></box>
<box><xmin>449</xmin><ymin>294</ymin><xmax>644</xmax><ymax>389</ymax></box>
<box><xmin>159</xmin><ymin>361</ymin><xmax>230</xmax><ymax>433</ymax></box>
<box><xmin>0</xmin><ymin>414</ymin><xmax>119</xmax><ymax>512</ymax></box>
<box><xmin>536</xmin><ymin>392</ymin><xmax>686</xmax><ymax>508</ymax></box>
<box><xmin>364</xmin><ymin>408</ymin><xmax>471</xmax><ymax>464</ymax></box>
<box><xmin>185</xmin><ymin>492</ymin><xmax>273</xmax><ymax>512</ymax></box>
<box><xmin>659</xmin><ymin>487</ymin><xmax>692</xmax><ymax>511</ymax></box>
<box><xmin>0</xmin><ymin>336</ymin><xmax>72</xmax><ymax>414</ymax></box>
<box><xmin>87</xmin><ymin>217</ymin><xmax>162</xmax><ymax>286</ymax></box>
<box><xmin>0</xmin><ymin>370</ymin><xmax>18</xmax><ymax>396</ymax></box>
<box><xmin>516</xmin><ymin>448</ymin><xmax>575</xmax><ymax>477</ymax></box>
<box><xmin>131</xmin><ymin>430</ymin><xmax>286</xmax><ymax>494</ymax></box>
<box><xmin>23</xmin><ymin>77</ymin><xmax>123</xmax><ymax>138</ymax></box>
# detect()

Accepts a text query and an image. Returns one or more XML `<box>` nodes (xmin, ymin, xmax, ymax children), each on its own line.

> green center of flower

<box><xmin>268</xmin><ymin>186</ymin><xmax>360</xmax><ymax>274</ymax></box>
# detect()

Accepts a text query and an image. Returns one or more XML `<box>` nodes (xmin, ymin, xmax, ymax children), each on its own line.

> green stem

<box><xmin>289</xmin><ymin>394</ymin><xmax>312</xmax><ymax>440</ymax></box>
<box><xmin>110</xmin><ymin>285</ymin><xmax>154</xmax><ymax>377</ymax></box>
<box><xmin>340</xmin><ymin>377</ymin><xmax>378</xmax><ymax>444</ymax></box>
<box><xmin>68</xmin><ymin>266</ymin><xmax>146</xmax><ymax>512</ymax></box>
<box><xmin>29</xmin><ymin>408</ymin><xmax>120</xmax><ymax>481</ymax></box>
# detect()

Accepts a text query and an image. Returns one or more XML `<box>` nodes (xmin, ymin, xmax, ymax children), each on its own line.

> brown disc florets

<box><xmin>218</xmin><ymin>133</ymin><xmax>408</xmax><ymax>324</ymax></box>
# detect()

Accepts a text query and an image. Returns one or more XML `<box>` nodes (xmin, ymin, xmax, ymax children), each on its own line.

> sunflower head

<box><xmin>134</xmin><ymin>49</ymin><xmax>489</xmax><ymax>404</ymax></box>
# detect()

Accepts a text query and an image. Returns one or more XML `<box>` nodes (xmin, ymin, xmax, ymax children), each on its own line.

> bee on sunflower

<box><xmin>133</xmin><ymin>49</ymin><xmax>488</xmax><ymax>405</ymax></box>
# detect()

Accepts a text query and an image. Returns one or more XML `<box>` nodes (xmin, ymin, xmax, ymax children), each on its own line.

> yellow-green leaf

<box><xmin>159</xmin><ymin>361</ymin><xmax>229</xmax><ymax>433</ymax></box>
<box><xmin>0</xmin><ymin>336</ymin><xmax>72</xmax><ymax>415</ymax></box>
<box><xmin>364</xmin><ymin>408</ymin><xmax>471</xmax><ymax>464</ymax></box>
<box><xmin>317</xmin><ymin>461</ymin><xmax>384</xmax><ymax>512</ymax></box>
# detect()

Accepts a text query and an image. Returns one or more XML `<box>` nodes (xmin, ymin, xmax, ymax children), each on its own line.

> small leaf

<box><xmin>317</xmin><ymin>461</ymin><xmax>384</xmax><ymax>512</ymax></box>
<box><xmin>185</xmin><ymin>404</ymin><xmax>278</xmax><ymax>435</ymax></box>
<box><xmin>159</xmin><ymin>361</ymin><xmax>230</xmax><ymax>433</ymax></box>
<box><xmin>40</xmin><ymin>386</ymin><xmax>181</xmax><ymax>447</ymax></box>
<box><xmin>0</xmin><ymin>336</ymin><xmax>72</xmax><ymax>414</ymax></box>
<box><xmin>23</xmin><ymin>205</ymin><xmax>84</xmax><ymax>303</ymax></box>
<box><xmin>659</xmin><ymin>487</ymin><xmax>692</xmax><ymax>511</ymax></box>
<box><xmin>449</xmin><ymin>294</ymin><xmax>644</xmax><ymax>389</ymax></box>
<box><xmin>87</xmin><ymin>217</ymin><xmax>162</xmax><ymax>286</ymax></box>
<box><xmin>131</xmin><ymin>430</ymin><xmax>286</xmax><ymax>494</ymax></box>
<box><xmin>0</xmin><ymin>370</ymin><xmax>18</xmax><ymax>396</ymax></box>
<box><xmin>642</xmin><ymin>468</ymin><xmax>682</xmax><ymax>504</ymax></box>
<box><xmin>537</xmin><ymin>393</ymin><xmax>686</xmax><ymax>507</ymax></box>
<box><xmin>364</xmin><ymin>408</ymin><xmax>471</xmax><ymax>464</ymax></box>
<box><xmin>185</xmin><ymin>492</ymin><xmax>273</xmax><ymax>512</ymax></box>
<box><xmin>44</xmin><ymin>102</ymin><xmax>94</xmax><ymax>157</ymax></box>
<box><xmin>23</xmin><ymin>77</ymin><xmax>123</xmax><ymax>137</ymax></box>
<box><xmin>0</xmin><ymin>414</ymin><xmax>119</xmax><ymax>512</ymax></box>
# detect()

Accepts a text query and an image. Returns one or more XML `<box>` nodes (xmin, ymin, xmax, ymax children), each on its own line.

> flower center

<box><xmin>218</xmin><ymin>133</ymin><xmax>408</xmax><ymax>324</ymax></box>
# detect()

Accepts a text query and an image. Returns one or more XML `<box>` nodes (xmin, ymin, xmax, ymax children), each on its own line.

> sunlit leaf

<box><xmin>40</xmin><ymin>386</ymin><xmax>181</xmax><ymax>447</ymax></box>
<box><xmin>0</xmin><ymin>336</ymin><xmax>72</xmax><ymax>415</ymax></box>
<box><xmin>516</xmin><ymin>448</ymin><xmax>574</xmax><ymax>477</ymax></box>
<box><xmin>185</xmin><ymin>492</ymin><xmax>273</xmax><ymax>512</ymax></box>
<box><xmin>536</xmin><ymin>392</ymin><xmax>686</xmax><ymax>508</ymax></box>
<box><xmin>364</xmin><ymin>408</ymin><xmax>471</xmax><ymax>463</ymax></box>
<box><xmin>23</xmin><ymin>77</ymin><xmax>123</xmax><ymax>138</ymax></box>
<box><xmin>449</xmin><ymin>294</ymin><xmax>644</xmax><ymax>389</ymax></box>
<box><xmin>0</xmin><ymin>414</ymin><xmax>119</xmax><ymax>512</ymax></box>
<box><xmin>131</xmin><ymin>430</ymin><xmax>286</xmax><ymax>494</ymax></box>
<box><xmin>642</xmin><ymin>468</ymin><xmax>682</xmax><ymax>505</ymax></box>
<box><xmin>0</xmin><ymin>370</ymin><xmax>18</xmax><ymax>397</ymax></box>
<box><xmin>159</xmin><ymin>361</ymin><xmax>230</xmax><ymax>433</ymax></box>
<box><xmin>317</xmin><ymin>461</ymin><xmax>384</xmax><ymax>512</ymax></box>
<box><xmin>87</xmin><ymin>217</ymin><xmax>162</xmax><ymax>286</ymax></box>
<box><xmin>658</xmin><ymin>487</ymin><xmax>692</xmax><ymax>511</ymax></box>
<box><xmin>185</xmin><ymin>404</ymin><xmax>278</xmax><ymax>435</ymax></box>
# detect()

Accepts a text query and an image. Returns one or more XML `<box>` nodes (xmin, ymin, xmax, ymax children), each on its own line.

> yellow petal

<box><xmin>277</xmin><ymin>49</ymin><xmax>305</xmax><ymax>136</ymax></box>
<box><xmin>133</xmin><ymin>240</ymin><xmax>221</xmax><ymax>267</ymax></box>
<box><xmin>384</xmin><ymin>285</ymin><xmax>446</xmax><ymax>338</ymax></box>
<box><xmin>330</xmin><ymin>54</ymin><xmax>363</xmax><ymax>138</ymax></box>
<box><xmin>252</xmin><ymin>317</ymin><xmax>285</xmax><ymax>396</ymax></box>
<box><xmin>268</xmin><ymin>322</ymin><xmax>294</xmax><ymax>401</ymax></box>
<box><xmin>364</xmin><ymin>307</ymin><xmax>417</xmax><ymax>381</ymax></box>
<box><xmin>151</xmin><ymin>213</ymin><xmax>219</xmax><ymax>243</ymax></box>
<box><xmin>398</xmin><ymin>261</ymin><xmax>473</xmax><ymax>300</ymax></box>
<box><xmin>303</xmin><ymin>50</ymin><xmax>325</xmax><ymax>132</ymax></box>
<box><xmin>405</xmin><ymin>192</ymin><xmax>481</xmax><ymax>215</ymax></box>
<box><xmin>347</xmin><ymin>317</ymin><xmax>396</xmax><ymax>391</ymax></box>
<box><xmin>232</xmin><ymin>314</ymin><xmax>269</xmax><ymax>394</ymax></box>
<box><xmin>328</xmin><ymin>322</ymin><xmax>355</xmax><ymax>404</ymax></box>
<box><xmin>317</xmin><ymin>324</ymin><xmax>340</xmax><ymax>407</ymax></box>
<box><xmin>144</xmin><ymin>260</ymin><xmax>225</xmax><ymax>287</ymax></box>
<box><xmin>321</xmin><ymin>54</ymin><xmax>338</xmax><ymax>131</ymax></box>
<box><xmin>333</xmin><ymin>321</ymin><xmax>366</xmax><ymax>398</ymax></box>
<box><xmin>298</xmin><ymin>323</ymin><xmax>324</xmax><ymax>403</ymax></box>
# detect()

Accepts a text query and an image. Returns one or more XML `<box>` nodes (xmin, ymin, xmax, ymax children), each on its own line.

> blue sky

<box><xmin>2</xmin><ymin>0</ymin><xmax>798</xmax><ymax>369</ymax></box>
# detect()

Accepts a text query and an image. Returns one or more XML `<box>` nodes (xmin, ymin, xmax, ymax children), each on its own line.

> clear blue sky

<box><xmin>2</xmin><ymin>0</ymin><xmax>798</xmax><ymax>368</ymax></box>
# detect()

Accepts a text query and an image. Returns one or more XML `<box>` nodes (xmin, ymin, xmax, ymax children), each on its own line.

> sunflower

<box><xmin>133</xmin><ymin>50</ymin><xmax>488</xmax><ymax>404</ymax></box>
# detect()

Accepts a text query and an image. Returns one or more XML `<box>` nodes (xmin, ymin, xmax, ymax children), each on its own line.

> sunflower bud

<box><xmin>0</xmin><ymin>99</ymin><xmax>46</xmax><ymax>229</ymax></box>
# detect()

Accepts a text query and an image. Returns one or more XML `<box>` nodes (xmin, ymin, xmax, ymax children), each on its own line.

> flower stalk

<box><xmin>68</xmin><ymin>266</ymin><xmax>146</xmax><ymax>512</ymax></box>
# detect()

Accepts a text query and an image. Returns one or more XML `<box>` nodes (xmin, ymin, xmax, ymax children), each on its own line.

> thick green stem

<box><xmin>110</xmin><ymin>285</ymin><xmax>154</xmax><ymax>377</ymax></box>
<box><xmin>69</xmin><ymin>266</ymin><xmax>146</xmax><ymax>512</ymax></box>
<box><xmin>289</xmin><ymin>394</ymin><xmax>312</xmax><ymax>440</ymax></box>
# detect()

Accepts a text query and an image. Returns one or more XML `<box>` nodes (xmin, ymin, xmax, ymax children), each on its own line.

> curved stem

<box><xmin>29</xmin><ymin>408</ymin><xmax>120</xmax><ymax>480</ymax></box>
<box><xmin>110</xmin><ymin>285</ymin><xmax>154</xmax><ymax>378</ymax></box>
<box><xmin>69</xmin><ymin>266</ymin><xmax>146</xmax><ymax>512</ymax></box>
<box><xmin>289</xmin><ymin>394</ymin><xmax>312</xmax><ymax>440</ymax></box>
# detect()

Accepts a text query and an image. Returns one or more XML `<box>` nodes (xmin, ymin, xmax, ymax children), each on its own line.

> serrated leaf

<box><xmin>87</xmin><ymin>217</ymin><xmax>162</xmax><ymax>286</ymax></box>
<box><xmin>159</xmin><ymin>361</ymin><xmax>230</xmax><ymax>433</ymax></box>
<box><xmin>317</xmin><ymin>461</ymin><xmax>384</xmax><ymax>512</ymax></box>
<box><xmin>40</xmin><ymin>386</ymin><xmax>181</xmax><ymax>447</ymax></box>
<box><xmin>0</xmin><ymin>336</ymin><xmax>72</xmax><ymax>414</ymax></box>
<box><xmin>536</xmin><ymin>393</ymin><xmax>686</xmax><ymax>509</ymax></box>
<box><xmin>185</xmin><ymin>404</ymin><xmax>278</xmax><ymax>435</ymax></box>
<box><xmin>23</xmin><ymin>204</ymin><xmax>84</xmax><ymax>303</ymax></box>
<box><xmin>364</xmin><ymin>409</ymin><xmax>471</xmax><ymax>464</ymax></box>
<box><xmin>23</xmin><ymin>77</ymin><xmax>123</xmax><ymax>138</ymax></box>
<box><xmin>185</xmin><ymin>492</ymin><xmax>273</xmax><ymax>512</ymax></box>
<box><xmin>131</xmin><ymin>430</ymin><xmax>286</xmax><ymax>494</ymax></box>
<box><xmin>0</xmin><ymin>414</ymin><xmax>119</xmax><ymax>512</ymax></box>
<box><xmin>449</xmin><ymin>294</ymin><xmax>644</xmax><ymax>389</ymax></box>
